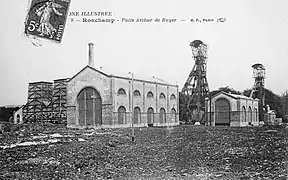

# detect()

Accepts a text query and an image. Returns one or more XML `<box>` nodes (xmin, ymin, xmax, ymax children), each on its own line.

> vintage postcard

<box><xmin>24</xmin><ymin>0</ymin><xmax>71</xmax><ymax>43</ymax></box>
<box><xmin>1</xmin><ymin>0</ymin><xmax>288</xmax><ymax>179</ymax></box>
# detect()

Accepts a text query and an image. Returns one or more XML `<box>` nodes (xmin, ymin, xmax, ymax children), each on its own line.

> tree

<box><xmin>0</xmin><ymin>106</ymin><xmax>20</xmax><ymax>122</ymax></box>
<box><xmin>179</xmin><ymin>92</ymin><xmax>190</xmax><ymax>123</ymax></box>
<box><xmin>263</xmin><ymin>89</ymin><xmax>284</xmax><ymax>120</ymax></box>
<box><xmin>279</xmin><ymin>90</ymin><xmax>288</xmax><ymax>122</ymax></box>
<box><xmin>243</xmin><ymin>88</ymin><xmax>286</xmax><ymax>122</ymax></box>
<box><xmin>208</xmin><ymin>86</ymin><xmax>242</xmax><ymax>98</ymax></box>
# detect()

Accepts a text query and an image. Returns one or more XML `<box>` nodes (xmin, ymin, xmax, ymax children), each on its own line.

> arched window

<box><xmin>117</xmin><ymin>88</ymin><xmax>126</xmax><ymax>95</ymax></box>
<box><xmin>254</xmin><ymin>107</ymin><xmax>258</xmax><ymax>122</ymax></box>
<box><xmin>133</xmin><ymin>90</ymin><xmax>141</xmax><ymax>97</ymax></box>
<box><xmin>248</xmin><ymin>106</ymin><xmax>252</xmax><ymax>123</ymax></box>
<box><xmin>159</xmin><ymin>93</ymin><xmax>166</xmax><ymax>100</ymax></box>
<box><xmin>17</xmin><ymin>114</ymin><xmax>20</xmax><ymax>124</ymax></box>
<box><xmin>118</xmin><ymin>106</ymin><xmax>126</xmax><ymax>124</ymax></box>
<box><xmin>147</xmin><ymin>107</ymin><xmax>154</xmax><ymax>124</ymax></box>
<box><xmin>133</xmin><ymin>107</ymin><xmax>141</xmax><ymax>124</ymax></box>
<box><xmin>242</xmin><ymin>106</ymin><xmax>246</xmax><ymax>122</ymax></box>
<box><xmin>147</xmin><ymin>91</ymin><xmax>154</xmax><ymax>98</ymax></box>
<box><xmin>171</xmin><ymin>108</ymin><xmax>176</xmax><ymax>122</ymax></box>
<box><xmin>170</xmin><ymin>94</ymin><xmax>176</xmax><ymax>100</ymax></box>
<box><xmin>159</xmin><ymin>108</ymin><xmax>166</xmax><ymax>123</ymax></box>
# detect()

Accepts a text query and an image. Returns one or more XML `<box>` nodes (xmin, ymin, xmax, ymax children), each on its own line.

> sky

<box><xmin>0</xmin><ymin>0</ymin><xmax>288</xmax><ymax>106</ymax></box>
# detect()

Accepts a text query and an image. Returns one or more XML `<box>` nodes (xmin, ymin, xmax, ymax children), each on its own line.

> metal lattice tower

<box><xmin>251</xmin><ymin>63</ymin><xmax>266</xmax><ymax>106</ymax></box>
<box><xmin>182</xmin><ymin>40</ymin><xmax>209</xmax><ymax>122</ymax></box>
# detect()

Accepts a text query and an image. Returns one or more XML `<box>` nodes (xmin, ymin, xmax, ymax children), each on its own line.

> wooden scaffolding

<box><xmin>23</xmin><ymin>81</ymin><xmax>53</xmax><ymax>123</ymax></box>
<box><xmin>23</xmin><ymin>78</ymin><xmax>69</xmax><ymax>124</ymax></box>
<box><xmin>51</xmin><ymin>78</ymin><xmax>69</xmax><ymax>124</ymax></box>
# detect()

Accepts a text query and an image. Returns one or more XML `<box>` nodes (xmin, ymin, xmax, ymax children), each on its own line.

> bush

<box><xmin>0</xmin><ymin>122</ymin><xmax>14</xmax><ymax>133</ymax></box>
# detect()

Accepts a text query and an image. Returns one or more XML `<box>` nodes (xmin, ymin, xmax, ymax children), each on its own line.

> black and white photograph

<box><xmin>0</xmin><ymin>0</ymin><xmax>288</xmax><ymax>179</ymax></box>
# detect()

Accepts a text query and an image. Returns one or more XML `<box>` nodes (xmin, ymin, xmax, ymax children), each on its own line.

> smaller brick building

<box><xmin>205</xmin><ymin>91</ymin><xmax>259</xmax><ymax>126</ymax></box>
<box><xmin>14</xmin><ymin>105</ymin><xmax>24</xmax><ymax>124</ymax></box>
<box><xmin>66</xmin><ymin>65</ymin><xmax>179</xmax><ymax>128</ymax></box>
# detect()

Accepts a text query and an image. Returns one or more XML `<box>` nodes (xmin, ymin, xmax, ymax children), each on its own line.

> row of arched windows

<box><xmin>117</xmin><ymin>106</ymin><xmax>177</xmax><ymax>124</ymax></box>
<box><xmin>241</xmin><ymin>106</ymin><xmax>257</xmax><ymax>122</ymax></box>
<box><xmin>117</xmin><ymin>88</ymin><xmax>176</xmax><ymax>100</ymax></box>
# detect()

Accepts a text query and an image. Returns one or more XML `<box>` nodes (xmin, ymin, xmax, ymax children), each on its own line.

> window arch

<box><xmin>254</xmin><ymin>107</ymin><xmax>258</xmax><ymax>122</ymax></box>
<box><xmin>159</xmin><ymin>108</ymin><xmax>166</xmax><ymax>123</ymax></box>
<box><xmin>147</xmin><ymin>107</ymin><xmax>154</xmax><ymax>124</ymax></box>
<box><xmin>118</xmin><ymin>106</ymin><xmax>126</xmax><ymax>124</ymax></box>
<box><xmin>17</xmin><ymin>114</ymin><xmax>20</xmax><ymax>124</ymax></box>
<box><xmin>242</xmin><ymin>106</ymin><xmax>246</xmax><ymax>122</ymax></box>
<box><xmin>170</xmin><ymin>94</ymin><xmax>176</xmax><ymax>100</ymax></box>
<box><xmin>77</xmin><ymin>87</ymin><xmax>102</xmax><ymax>126</ymax></box>
<box><xmin>133</xmin><ymin>90</ymin><xmax>141</xmax><ymax>97</ymax></box>
<box><xmin>147</xmin><ymin>91</ymin><xmax>154</xmax><ymax>98</ymax></box>
<box><xmin>159</xmin><ymin>93</ymin><xmax>166</xmax><ymax>99</ymax></box>
<box><xmin>133</xmin><ymin>107</ymin><xmax>141</xmax><ymax>124</ymax></box>
<box><xmin>171</xmin><ymin>108</ymin><xmax>176</xmax><ymax>122</ymax></box>
<box><xmin>117</xmin><ymin>88</ymin><xmax>126</xmax><ymax>95</ymax></box>
<box><xmin>215</xmin><ymin>98</ymin><xmax>230</xmax><ymax>126</ymax></box>
<box><xmin>248</xmin><ymin>106</ymin><xmax>252</xmax><ymax>123</ymax></box>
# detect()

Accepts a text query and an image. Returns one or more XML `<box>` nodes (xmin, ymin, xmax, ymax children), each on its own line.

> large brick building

<box><xmin>66</xmin><ymin>65</ymin><xmax>179</xmax><ymax>128</ymax></box>
<box><xmin>15</xmin><ymin>43</ymin><xmax>179</xmax><ymax>128</ymax></box>
<box><xmin>66</xmin><ymin>43</ymin><xmax>179</xmax><ymax>128</ymax></box>
<box><xmin>67</xmin><ymin>42</ymin><xmax>179</xmax><ymax>128</ymax></box>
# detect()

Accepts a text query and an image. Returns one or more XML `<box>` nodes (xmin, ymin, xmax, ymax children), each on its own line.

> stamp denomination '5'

<box><xmin>25</xmin><ymin>0</ymin><xmax>71</xmax><ymax>43</ymax></box>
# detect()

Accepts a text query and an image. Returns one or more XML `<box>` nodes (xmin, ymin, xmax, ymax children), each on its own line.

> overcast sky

<box><xmin>0</xmin><ymin>0</ymin><xmax>288</xmax><ymax>106</ymax></box>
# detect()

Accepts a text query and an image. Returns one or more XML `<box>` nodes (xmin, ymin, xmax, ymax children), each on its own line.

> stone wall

<box><xmin>67</xmin><ymin>66</ymin><xmax>179</xmax><ymax>128</ymax></box>
<box><xmin>113</xmin><ymin>76</ymin><xmax>179</xmax><ymax>126</ymax></box>
<box><xmin>13</xmin><ymin>107</ymin><xmax>23</xmax><ymax>124</ymax></box>
<box><xmin>206</xmin><ymin>92</ymin><xmax>259</xmax><ymax>127</ymax></box>
<box><xmin>66</xmin><ymin>66</ymin><xmax>112</xmax><ymax>128</ymax></box>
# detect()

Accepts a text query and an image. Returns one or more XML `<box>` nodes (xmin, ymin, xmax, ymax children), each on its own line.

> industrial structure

<box><xmin>250</xmin><ymin>63</ymin><xmax>266</xmax><ymax>121</ymax></box>
<box><xmin>15</xmin><ymin>43</ymin><xmax>179</xmax><ymax>128</ymax></box>
<box><xmin>251</xmin><ymin>64</ymin><xmax>266</xmax><ymax>105</ymax></box>
<box><xmin>66</xmin><ymin>43</ymin><xmax>179</xmax><ymax>128</ymax></box>
<box><xmin>250</xmin><ymin>63</ymin><xmax>280</xmax><ymax>124</ymax></box>
<box><xmin>181</xmin><ymin>40</ymin><xmax>209</xmax><ymax>123</ymax></box>
<box><xmin>20</xmin><ymin>78</ymin><xmax>69</xmax><ymax>124</ymax></box>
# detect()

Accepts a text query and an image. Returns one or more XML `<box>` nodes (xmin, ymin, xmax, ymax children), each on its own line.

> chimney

<box><xmin>88</xmin><ymin>42</ymin><xmax>94</xmax><ymax>67</ymax></box>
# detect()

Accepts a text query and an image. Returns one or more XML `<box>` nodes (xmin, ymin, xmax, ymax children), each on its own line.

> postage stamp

<box><xmin>24</xmin><ymin>0</ymin><xmax>71</xmax><ymax>43</ymax></box>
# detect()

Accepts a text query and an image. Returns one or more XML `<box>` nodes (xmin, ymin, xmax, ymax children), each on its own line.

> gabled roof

<box><xmin>68</xmin><ymin>65</ymin><xmax>178</xmax><ymax>87</ymax></box>
<box><xmin>68</xmin><ymin>65</ymin><xmax>111</xmax><ymax>82</ymax></box>
<box><xmin>13</xmin><ymin>104</ymin><xmax>25</xmax><ymax>115</ymax></box>
<box><xmin>211</xmin><ymin>91</ymin><xmax>254</xmax><ymax>100</ymax></box>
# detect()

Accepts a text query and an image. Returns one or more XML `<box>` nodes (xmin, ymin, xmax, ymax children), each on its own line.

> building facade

<box><xmin>205</xmin><ymin>91</ymin><xmax>259</xmax><ymax>126</ymax></box>
<box><xmin>14</xmin><ymin>78</ymin><xmax>69</xmax><ymax>124</ymax></box>
<box><xmin>14</xmin><ymin>43</ymin><xmax>179</xmax><ymax>128</ymax></box>
<box><xmin>66</xmin><ymin>65</ymin><xmax>179</xmax><ymax>128</ymax></box>
<box><xmin>14</xmin><ymin>106</ymin><xmax>24</xmax><ymax>124</ymax></box>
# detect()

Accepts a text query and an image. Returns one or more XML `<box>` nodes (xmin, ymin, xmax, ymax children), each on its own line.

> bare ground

<box><xmin>0</xmin><ymin>124</ymin><xmax>288</xmax><ymax>179</ymax></box>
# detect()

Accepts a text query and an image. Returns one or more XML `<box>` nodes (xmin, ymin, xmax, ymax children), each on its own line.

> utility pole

<box><xmin>129</xmin><ymin>72</ymin><xmax>135</xmax><ymax>142</ymax></box>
